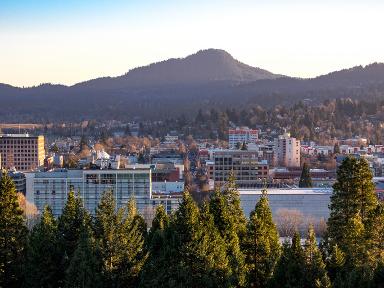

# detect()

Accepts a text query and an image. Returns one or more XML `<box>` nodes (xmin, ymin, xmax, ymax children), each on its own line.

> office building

<box><xmin>211</xmin><ymin>150</ymin><xmax>269</xmax><ymax>187</ymax></box>
<box><xmin>26</xmin><ymin>168</ymin><xmax>152</xmax><ymax>217</ymax></box>
<box><xmin>0</xmin><ymin>134</ymin><xmax>45</xmax><ymax>171</ymax></box>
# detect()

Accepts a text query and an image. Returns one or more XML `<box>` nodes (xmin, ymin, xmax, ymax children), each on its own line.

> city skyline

<box><xmin>1</xmin><ymin>0</ymin><xmax>384</xmax><ymax>87</ymax></box>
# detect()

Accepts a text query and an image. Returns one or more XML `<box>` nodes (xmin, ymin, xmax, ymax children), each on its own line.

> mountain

<box><xmin>1</xmin><ymin>49</ymin><xmax>384</xmax><ymax>122</ymax></box>
<box><xmin>74</xmin><ymin>49</ymin><xmax>280</xmax><ymax>89</ymax></box>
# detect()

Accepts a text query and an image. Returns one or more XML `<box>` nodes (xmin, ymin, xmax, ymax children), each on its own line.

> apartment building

<box><xmin>228</xmin><ymin>127</ymin><xmax>258</xmax><ymax>148</ymax></box>
<box><xmin>0</xmin><ymin>134</ymin><xmax>45</xmax><ymax>171</ymax></box>
<box><xmin>274</xmin><ymin>133</ymin><xmax>300</xmax><ymax>167</ymax></box>
<box><xmin>211</xmin><ymin>150</ymin><xmax>269</xmax><ymax>187</ymax></box>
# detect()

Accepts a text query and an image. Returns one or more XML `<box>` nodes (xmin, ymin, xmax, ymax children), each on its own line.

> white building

<box><xmin>274</xmin><ymin>133</ymin><xmax>300</xmax><ymax>167</ymax></box>
<box><xmin>240</xmin><ymin>188</ymin><xmax>332</xmax><ymax>221</ymax></box>
<box><xmin>26</xmin><ymin>168</ymin><xmax>152</xmax><ymax>217</ymax></box>
<box><xmin>228</xmin><ymin>127</ymin><xmax>258</xmax><ymax>148</ymax></box>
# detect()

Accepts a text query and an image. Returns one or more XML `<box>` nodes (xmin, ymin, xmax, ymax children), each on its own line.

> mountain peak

<box><xmin>76</xmin><ymin>49</ymin><xmax>279</xmax><ymax>89</ymax></box>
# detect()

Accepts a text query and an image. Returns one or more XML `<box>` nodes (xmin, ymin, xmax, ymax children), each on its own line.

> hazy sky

<box><xmin>1</xmin><ymin>0</ymin><xmax>383</xmax><ymax>87</ymax></box>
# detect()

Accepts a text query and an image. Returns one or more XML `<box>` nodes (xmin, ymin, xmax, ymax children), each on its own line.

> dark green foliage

<box><xmin>0</xmin><ymin>172</ymin><xmax>28</xmax><ymax>287</ymax></box>
<box><xmin>244</xmin><ymin>190</ymin><xmax>280</xmax><ymax>287</ymax></box>
<box><xmin>141</xmin><ymin>192</ymin><xmax>232</xmax><ymax>287</ymax></box>
<box><xmin>272</xmin><ymin>232</ymin><xmax>306</xmax><ymax>288</ymax></box>
<box><xmin>64</xmin><ymin>225</ymin><xmax>102</xmax><ymax>288</ymax></box>
<box><xmin>326</xmin><ymin>156</ymin><xmax>383</xmax><ymax>286</ymax></box>
<box><xmin>57</xmin><ymin>190</ymin><xmax>90</xmax><ymax>284</ymax></box>
<box><xmin>299</xmin><ymin>162</ymin><xmax>312</xmax><ymax>188</ymax></box>
<box><xmin>94</xmin><ymin>192</ymin><xmax>147</xmax><ymax>287</ymax></box>
<box><xmin>303</xmin><ymin>225</ymin><xmax>331</xmax><ymax>288</ymax></box>
<box><xmin>209</xmin><ymin>188</ymin><xmax>246</xmax><ymax>286</ymax></box>
<box><xmin>25</xmin><ymin>206</ymin><xmax>61</xmax><ymax>288</ymax></box>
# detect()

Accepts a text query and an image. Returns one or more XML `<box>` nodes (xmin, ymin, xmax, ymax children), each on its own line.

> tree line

<box><xmin>0</xmin><ymin>157</ymin><xmax>383</xmax><ymax>287</ymax></box>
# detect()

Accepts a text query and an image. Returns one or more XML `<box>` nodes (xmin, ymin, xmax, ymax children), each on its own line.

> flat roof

<box><xmin>239</xmin><ymin>188</ymin><xmax>333</xmax><ymax>195</ymax></box>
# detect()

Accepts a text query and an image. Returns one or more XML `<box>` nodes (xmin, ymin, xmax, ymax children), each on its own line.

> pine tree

<box><xmin>223</xmin><ymin>172</ymin><xmax>247</xmax><ymax>237</ymax></box>
<box><xmin>244</xmin><ymin>189</ymin><xmax>280</xmax><ymax>287</ymax></box>
<box><xmin>116</xmin><ymin>198</ymin><xmax>147</xmax><ymax>287</ymax></box>
<box><xmin>299</xmin><ymin>162</ymin><xmax>312</xmax><ymax>188</ymax></box>
<box><xmin>57</xmin><ymin>190</ymin><xmax>90</xmax><ymax>284</ymax></box>
<box><xmin>64</xmin><ymin>224</ymin><xmax>102</xmax><ymax>288</ymax></box>
<box><xmin>327</xmin><ymin>244</ymin><xmax>345</xmax><ymax>285</ymax></box>
<box><xmin>25</xmin><ymin>206</ymin><xmax>61</xmax><ymax>288</ymax></box>
<box><xmin>326</xmin><ymin>156</ymin><xmax>379</xmax><ymax>279</ymax></box>
<box><xmin>94</xmin><ymin>192</ymin><xmax>147</xmax><ymax>287</ymax></box>
<box><xmin>271</xmin><ymin>232</ymin><xmax>305</xmax><ymax>288</ymax></box>
<box><xmin>303</xmin><ymin>225</ymin><xmax>331</xmax><ymax>288</ymax></box>
<box><xmin>327</xmin><ymin>157</ymin><xmax>377</xmax><ymax>248</ymax></box>
<box><xmin>0</xmin><ymin>172</ymin><xmax>28</xmax><ymax>287</ymax></box>
<box><xmin>209</xmin><ymin>188</ymin><xmax>246</xmax><ymax>286</ymax></box>
<box><xmin>139</xmin><ymin>206</ymin><xmax>170</xmax><ymax>287</ymax></box>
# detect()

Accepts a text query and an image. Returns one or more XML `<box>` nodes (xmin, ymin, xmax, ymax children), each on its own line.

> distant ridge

<box><xmin>74</xmin><ymin>49</ymin><xmax>280</xmax><ymax>89</ymax></box>
<box><xmin>0</xmin><ymin>49</ymin><xmax>384</xmax><ymax>122</ymax></box>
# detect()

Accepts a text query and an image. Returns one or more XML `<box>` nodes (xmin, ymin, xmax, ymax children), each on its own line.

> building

<box><xmin>240</xmin><ymin>188</ymin><xmax>332</xmax><ymax>221</ymax></box>
<box><xmin>0</xmin><ymin>134</ymin><xmax>45</xmax><ymax>171</ymax></box>
<box><xmin>274</xmin><ymin>133</ymin><xmax>300</xmax><ymax>167</ymax></box>
<box><xmin>228</xmin><ymin>127</ymin><xmax>258</xmax><ymax>148</ymax></box>
<box><xmin>26</xmin><ymin>168</ymin><xmax>152</xmax><ymax>217</ymax></box>
<box><xmin>0</xmin><ymin>170</ymin><xmax>26</xmax><ymax>194</ymax></box>
<box><xmin>211</xmin><ymin>150</ymin><xmax>269</xmax><ymax>187</ymax></box>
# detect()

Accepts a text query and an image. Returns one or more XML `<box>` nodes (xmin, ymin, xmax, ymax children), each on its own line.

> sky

<box><xmin>1</xmin><ymin>0</ymin><xmax>384</xmax><ymax>87</ymax></box>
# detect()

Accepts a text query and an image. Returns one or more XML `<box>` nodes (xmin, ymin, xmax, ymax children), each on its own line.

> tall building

<box><xmin>228</xmin><ymin>127</ymin><xmax>258</xmax><ymax>148</ymax></box>
<box><xmin>274</xmin><ymin>133</ymin><xmax>300</xmax><ymax>167</ymax></box>
<box><xmin>0</xmin><ymin>134</ymin><xmax>45</xmax><ymax>171</ymax></box>
<box><xmin>211</xmin><ymin>150</ymin><xmax>269</xmax><ymax>188</ymax></box>
<box><xmin>26</xmin><ymin>168</ymin><xmax>152</xmax><ymax>217</ymax></box>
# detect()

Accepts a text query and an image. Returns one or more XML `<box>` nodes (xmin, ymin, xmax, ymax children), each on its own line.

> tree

<box><xmin>271</xmin><ymin>232</ymin><xmax>305</xmax><ymax>288</ymax></box>
<box><xmin>143</xmin><ymin>191</ymin><xmax>232</xmax><ymax>287</ymax></box>
<box><xmin>25</xmin><ymin>206</ymin><xmax>61</xmax><ymax>288</ymax></box>
<box><xmin>334</xmin><ymin>142</ymin><xmax>340</xmax><ymax>154</ymax></box>
<box><xmin>0</xmin><ymin>172</ymin><xmax>28</xmax><ymax>287</ymax></box>
<box><xmin>222</xmin><ymin>172</ymin><xmax>247</xmax><ymax>238</ymax></box>
<box><xmin>326</xmin><ymin>157</ymin><xmax>378</xmax><ymax>268</ymax></box>
<box><xmin>64</xmin><ymin>225</ymin><xmax>102</xmax><ymax>288</ymax></box>
<box><xmin>209</xmin><ymin>188</ymin><xmax>246</xmax><ymax>286</ymax></box>
<box><xmin>299</xmin><ymin>162</ymin><xmax>312</xmax><ymax>188</ymax></box>
<box><xmin>57</xmin><ymin>190</ymin><xmax>90</xmax><ymax>284</ymax></box>
<box><xmin>244</xmin><ymin>189</ymin><xmax>280</xmax><ymax>287</ymax></box>
<box><xmin>303</xmin><ymin>225</ymin><xmax>331</xmax><ymax>288</ymax></box>
<box><xmin>94</xmin><ymin>192</ymin><xmax>147</xmax><ymax>287</ymax></box>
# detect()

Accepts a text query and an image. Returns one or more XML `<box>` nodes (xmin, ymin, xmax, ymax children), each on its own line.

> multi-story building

<box><xmin>228</xmin><ymin>127</ymin><xmax>258</xmax><ymax>148</ymax></box>
<box><xmin>26</xmin><ymin>168</ymin><xmax>152</xmax><ymax>217</ymax></box>
<box><xmin>274</xmin><ymin>133</ymin><xmax>300</xmax><ymax>167</ymax></box>
<box><xmin>0</xmin><ymin>134</ymin><xmax>45</xmax><ymax>171</ymax></box>
<box><xmin>211</xmin><ymin>150</ymin><xmax>269</xmax><ymax>187</ymax></box>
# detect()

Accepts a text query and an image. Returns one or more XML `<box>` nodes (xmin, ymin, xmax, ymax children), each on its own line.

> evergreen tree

<box><xmin>299</xmin><ymin>162</ymin><xmax>312</xmax><ymax>188</ymax></box>
<box><xmin>209</xmin><ymin>188</ymin><xmax>246</xmax><ymax>286</ymax></box>
<box><xmin>272</xmin><ymin>232</ymin><xmax>305</xmax><ymax>288</ymax></box>
<box><xmin>116</xmin><ymin>198</ymin><xmax>147</xmax><ymax>287</ymax></box>
<box><xmin>57</xmin><ymin>190</ymin><xmax>90</xmax><ymax>284</ymax></box>
<box><xmin>94</xmin><ymin>192</ymin><xmax>147</xmax><ymax>287</ymax></box>
<box><xmin>326</xmin><ymin>157</ymin><xmax>378</xmax><ymax>277</ymax></box>
<box><xmin>244</xmin><ymin>189</ymin><xmax>280</xmax><ymax>287</ymax></box>
<box><xmin>327</xmin><ymin>244</ymin><xmax>345</xmax><ymax>285</ymax></box>
<box><xmin>223</xmin><ymin>172</ymin><xmax>247</xmax><ymax>237</ymax></box>
<box><xmin>334</xmin><ymin>143</ymin><xmax>340</xmax><ymax>154</ymax></box>
<box><xmin>64</xmin><ymin>224</ymin><xmax>102</xmax><ymax>288</ymax></box>
<box><xmin>25</xmin><ymin>206</ymin><xmax>61</xmax><ymax>288</ymax></box>
<box><xmin>303</xmin><ymin>225</ymin><xmax>331</xmax><ymax>288</ymax></box>
<box><xmin>0</xmin><ymin>172</ymin><xmax>28</xmax><ymax>287</ymax></box>
<box><xmin>139</xmin><ymin>206</ymin><xmax>170</xmax><ymax>287</ymax></box>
